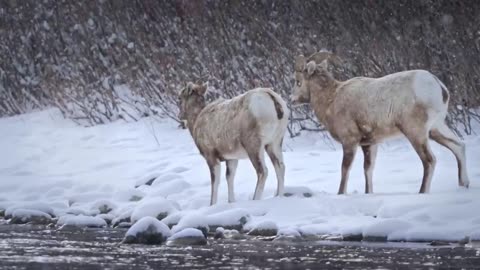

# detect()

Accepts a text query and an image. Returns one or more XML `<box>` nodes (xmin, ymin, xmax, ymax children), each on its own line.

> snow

<box><xmin>5</xmin><ymin>202</ymin><xmax>56</xmax><ymax>218</ymax></box>
<box><xmin>206</xmin><ymin>208</ymin><xmax>250</xmax><ymax>227</ymax></box>
<box><xmin>245</xmin><ymin>220</ymin><xmax>278</xmax><ymax>232</ymax></box>
<box><xmin>169</xmin><ymin>228</ymin><xmax>205</xmax><ymax>240</ymax></box>
<box><xmin>130</xmin><ymin>198</ymin><xmax>178</xmax><ymax>223</ymax></box>
<box><xmin>57</xmin><ymin>215</ymin><xmax>107</xmax><ymax>227</ymax></box>
<box><xmin>172</xmin><ymin>213</ymin><xmax>209</xmax><ymax>233</ymax></box>
<box><xmin>11</xmin><ymin>209</ymin><xmax>51</xmax><ymax>220</ymax></box>
<box><xmin>1</xmin><ymin>108</ymin><xmax>479</xmax><ymax>242</ymax></box>
<box><xmin>126</xmin><ymin>216</ymin><xmax>171</xmax><ymax>237</ymax></box>
<box><xmin>277</xmin><ymin>227</ymin><xmax>301</xmax><ymax>237</ymax></box>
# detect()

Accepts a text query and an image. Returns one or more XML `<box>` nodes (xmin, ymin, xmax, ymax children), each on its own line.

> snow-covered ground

<box><xmin>1</xmin><ymin>108</ymin><xmax>479</xmax><ymax>242</ymax></box>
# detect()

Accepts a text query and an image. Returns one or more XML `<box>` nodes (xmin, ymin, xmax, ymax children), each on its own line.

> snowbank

<box><xmin>1</xmin><ymin>108</ymin><xmax>479</xmax><ymax>242</ymax></box>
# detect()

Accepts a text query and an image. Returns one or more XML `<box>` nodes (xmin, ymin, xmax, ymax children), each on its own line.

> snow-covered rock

<box><xmin>247</xmin><ymin>220</ymin><xmax>278</xmax><ymax>236</ymax></box>
<box><xmin>206</xmin><ymin>209</ymin><xmax>250</xmax><ymax>232</ymax></box>
<box><xmin>112</xmin><ymin>208</ymin><xmax>133</xmax><ymax>228</ymax></box>
<box><xmin>223</xmin><ymin>229</ymin><xmax>248</xmax><ymax>240</ymax></box>
<box><xmin>113</xmin><ymin>188</ymin><xmax>145</xmax><ymax>202</ymax></box>
<box><xmin>123</xmin><ymin>216</ymin><xmax>171</xmax><ymax>245</ymax></box>
<box><xmin>97</xmin><ymin>213</ymin><xmax>115</xmax><ymax>225</ymax></box>
<box><xmin>9</xmin><ymin>209</ymin><xmax>52</xmax><ymax>225</ymax></box>
<box><xmin>57</xmin><ymin>214</ymin><xmax>107</xmax><ymax>228</ymax></box>
<box><xmin>167</xmin><ymin>228</ymin><xmax>207</xmax><ymax>246</ymax></box>
<box><xmin>274</xmin><ymin>227</ymin><xmax>303</xmax><ymax>242</ymax></box>
<box><xmin>214</xmin><ymin>227</ymin><xmax>225</xmax><ymax>239</ymax></box>
<box><xmin>5</xmin><ymin>202</ymin><xmax>56</xmax><ymax>219</ymax></box>
<box><xmin>91</xmin><ymin>199</ymin><xmax>117</xmax><ymax>214</ymax></box>
<box><xmin>130</xmin><ymin>198</ymin><xmax>178</xmax><ymax>223</ymax></box>
<box><xmin>172</xmin><ymin>213</ymin><xmax>209</xmax><ymax>237</ymax></box>
<box><xmin>66</xmin><ymin>207</ymin><xmax>99</xmax><ymax>216</ymax></box>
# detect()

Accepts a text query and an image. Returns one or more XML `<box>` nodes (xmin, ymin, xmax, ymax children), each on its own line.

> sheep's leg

<box><xmin>361</xmin><ymin>144</ymin><xmax>378</xmax><ymax>194</ymax></box>
<box><xmin>429</xmin><ymin>123</ymin><xmax>469</xmax><ymax>188</ymax></box>
<box><xmin>208</xmin><ymin>161</ymin><xmax>221</xmax><ymax>205</ymax></box>
<box><xmin>338</xmin><ymin>144</ymin><xmax>357</xmax><ymax>195</ymax></box>
<box><xmin>265</xmin><ymin>142</ymin><xmax>285</xmax><ymax>196</ymax></box>
<box><xmin>247</xmin><ymin>146</ymin><xmax>268</xmax><ymax>200</ymax></box>
<box><xmin>225</xmin><ymin>159</ymin><xmax>238</xmax><ymax>203</ymax></box>
<box><xmin>407</xmin><ymin>136</ymin><xmax>436</xmax><ymax>193</ymax></box>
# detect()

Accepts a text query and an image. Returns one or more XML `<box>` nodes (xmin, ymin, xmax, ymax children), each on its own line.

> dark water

<box><xmin>0</xmin><ymin>224</ymin><xmax>479</xmax><ymax>270</ymax></box>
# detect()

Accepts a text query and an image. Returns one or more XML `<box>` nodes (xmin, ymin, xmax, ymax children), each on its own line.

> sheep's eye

<box><xmin>296</xmin><ymin>80</ymin><xmax>301</xmax><ymax>87</ymax></box>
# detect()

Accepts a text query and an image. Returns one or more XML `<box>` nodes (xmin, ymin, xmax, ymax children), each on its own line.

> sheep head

<box><xmin>291</xmin><ymin>51</ymin><xmax>338</xmax><ymax>105</ymax></box>
<box><xmin>178</xmin><ymin>81</ymin><xmax>207</xmax><ymax>122</ymax></box>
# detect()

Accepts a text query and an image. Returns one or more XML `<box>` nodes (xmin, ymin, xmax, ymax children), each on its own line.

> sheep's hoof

<box><xmin>460</xmin><ymin>182</ymin><xmax>470</xmax><ymax>189</ymax></box>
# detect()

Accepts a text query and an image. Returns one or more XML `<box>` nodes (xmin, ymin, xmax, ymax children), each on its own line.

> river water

<box><xmin>0</xmin><ymin>224</ymin><xmax>479</xmax><ymax>269</ymax></box>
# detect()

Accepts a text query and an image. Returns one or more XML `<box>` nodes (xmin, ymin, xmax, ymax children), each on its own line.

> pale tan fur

<box><xmin>292</xmin><ymin>52</ymin><xmax>469</xmax><ymax>194</ymax></box>
<box><xmin>179</xmin><ymin>82</ymin><xmax>289</xmax><ymax>205</ymax></box>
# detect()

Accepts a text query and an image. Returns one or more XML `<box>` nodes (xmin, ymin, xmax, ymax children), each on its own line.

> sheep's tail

<box><xmin>432</xmin><ymin>75</ymin><xmax>450</xmax><ymax>104</ymax></box>
<box><xmin>266</xmin><ymin>91</ymin><xmax>284</xmax><ymax>120</ymax></box>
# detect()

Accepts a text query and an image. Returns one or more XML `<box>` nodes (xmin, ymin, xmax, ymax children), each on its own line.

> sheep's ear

<box><xmin>185</xmin><ymin>82</ymin><xmax>194</xmax><ymax>95</ymax></box>
<box><xmin>295</xmin><ymin>55</ymin><xmax>306</xmax><ymax>72</ymax></box>
<box><xmin>306</xmin><ymin>61</ymin><xmax>317</xmax><ymax>76</ymax></box>
<box><xmin>192</xmin><ymin>83</ymin><xmax>207</xmax><ymax>96</ymax></box>
<box><xmin>319</xmin><ymin>59</ymin><xmax>328</xmax><ymax>69</ymax></box>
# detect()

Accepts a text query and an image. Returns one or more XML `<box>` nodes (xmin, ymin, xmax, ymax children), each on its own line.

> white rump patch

<box><xmin>412</xmin><ymin>71</ymin><xmax>446</xmax><ymax>112</ymax></box>
<box><xmin>248</xmin><ymin>90</ymin><xmax>278</xmax><ymax>121</ymax></box>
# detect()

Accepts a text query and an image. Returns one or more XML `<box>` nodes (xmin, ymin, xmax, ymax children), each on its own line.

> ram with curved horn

<box><xmin>291</xmin><ymin>51</ymin><xmax>469</xmax><ymax>194</ymax></box>
<box><xmin>178</xmin><ymin>82</ymin><xmax>289</xmax><ymax>205</ymax></box>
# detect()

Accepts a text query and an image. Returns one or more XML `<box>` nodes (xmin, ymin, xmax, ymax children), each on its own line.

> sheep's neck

<box><xmin>310</xmin><ymin>81</ymin><xmax>338</xmax><ymax>126</ymax></box>
<box><xmin>185</xmin><ymin>105</ymin><xmax>205</xmax><ymax>136</ymax></box>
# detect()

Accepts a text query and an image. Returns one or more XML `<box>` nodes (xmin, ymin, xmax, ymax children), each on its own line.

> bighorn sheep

<box><xmin>178</xmin><ymin>82</ymin><xmax>289</xmax><ymax>205</ymax></box>
<box><xmin>291</xmin><ymin>52</ymin><xmax>470</xmax><ymax>194</ymax></box>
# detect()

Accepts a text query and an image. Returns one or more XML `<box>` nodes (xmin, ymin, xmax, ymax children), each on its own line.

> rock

<box><xmin>324</xmin><ymin>235</ymin><xmax>344</xmax><ymax>241</ymax></box>
<box><xmin>130</xmin><ymin>198</ymin><xmax>178</xmax><ymax>223</ymax></box>
<box><xmin>214</xmin><ymin>227</ymin><xmax>225</xmax><ymax>239</ymax></box>
<box><xmin>207</xmin><ymin>209</ymin><xmax>250</xmax><ymax>232</ymax></box>
<box><xmin>282</xmin><ymin>186</ymin><xmax>314</xmax><ymax>198</ymax></box>
<box><xmin>248</xmin><ymin>228</ymin><xmax>278</xmax><ymax>237</ymax></box>
<box><xmin>430</xmin><ymin>240</ymin><xmax>450</xmax><ymax>246</ymax></box>
<box><xmin>458</xmin><ymin>237</ymin><xmax>470</xmax><ymax>246</ymax></box>
<box><xmin>363</xmin><ymin>235</ymin><xmax>387</xmax><ymax>242</ymax></box>
<box><xmin>57</xmin><ymin>215</ymin><xmax>107</xmax><ymax>228</ymax></box>
<box><xmin>116</xmin><ymin>222</ymin><xmax>132</xmax><ymax>229</ymax></box>
<box><xmin>167</xmin><ymin>228</ymin><xmax>207</xmax><ymax>246</ymax></box>
<box><xmin>66</xmin><ymin>207</ymin><xmax>99</xmax><ymax>216</ymax></box>
<box><xmin>343</xmin><ymin>234</ymin><xmax>363</xmax><ymax>241</ymax></box>
<box><xmin>97</xmin><ymin>214</ymin><xmax>115</xmax><ymax>225</ymax></box>
<box><xmin>123</xmin><ymin>217</ymin><xmax>171</xmax><ymax>245</ymax></box>
<box><xmin>129</xmin><ymin>195</ymin><xmax>143</xmax><ymax>202</ymax></box>
<box><xmin>172</xmin><ymin>214</ymin><xmax>209</xmax><ymax>238</ymax></box>
<box><xmin>0</xmin><ymin>209</ymin><xmax>5</xmax><ymax>218</ymax></box>
<box><xmin>91</xmin><ymin>200</ymin><xmax>116</xmax><ymax>214</ymax></box>
<box><xmin>5</xmin><ymin>203</ymin><xmax>55</xmax><ymax>219</ymax></box>
<box><xmin>224</xmin><ymin>229</ymin><xmax>248</xmax><ymax>240</ymax></box>
<box><xmin>247</xmin><ymin>221</ymin><xmax>278</xmax><ymax>237</ymax></box>
<box><xmin>112</xmin><ymin>210</ymin><xmax>132</xmax><ymax>228</ymax></box>
<box><xmin>134</xmin><ymin>176</ymin><xmax>157</xmax><ymax>188</ymax></box>
<box><xmin>274</xmin><ymin>235</ymin><xmax>304</xmax><ymax>242</ymax></box>
<box><xmin>162</xmin><ymin>212</ymin><xmax>183</xmax><ymax>229</ymax></box>
<box><xmin>9</xmin><ymin>209</ymin><xmax>52</xmax><ymax>225</ymax></box>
